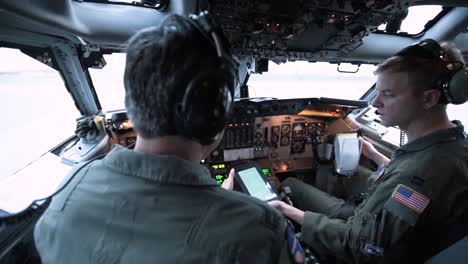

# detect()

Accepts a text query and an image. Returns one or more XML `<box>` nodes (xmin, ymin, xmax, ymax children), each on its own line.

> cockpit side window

<box><xmin>0</xmin><ymin>48</ymin><xmax>79</xmax><ymax>178</ymax></box>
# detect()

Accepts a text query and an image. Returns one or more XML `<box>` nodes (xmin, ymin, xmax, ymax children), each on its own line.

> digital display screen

<box><xmin>238</xmin><ymin>167</ymin><xmax>277</xmax><ymax>201</ymax></box>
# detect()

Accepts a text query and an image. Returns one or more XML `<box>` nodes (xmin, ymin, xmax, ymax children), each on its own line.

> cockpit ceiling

<box><xmin>0</xmin><ymin>0</ymin><xmax>466</xmax><ymax>64</ymax></box>
<box><xmin>209</xmin><ymin>0</ymin><xmax>424</xmax><ymax>62</ymax></box>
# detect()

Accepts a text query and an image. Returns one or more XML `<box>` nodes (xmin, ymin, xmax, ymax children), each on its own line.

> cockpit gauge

<box><xmin>307</xmin><ymin>123</ymin><xmax>317</xmax><ymax>134</ymax></box>
<box><xmin>291</xmin><ymin>139</ymin><xmax>305</xmax><ymax>153</ymax></box>
<box><xmin>271</xmin><ymin>134</ymin><xmax>279</xmax><ymax>144</ymax></box>
<box><xmin>292</xmin><ymin>123</ymin><xmax>305</xmax><ymax>138</ymax></box>
<box><xmin>280</xmin><ymin>136</ymin><xmax>290</xmax><ymax>146</ymax></box>
<box><xmin>255</xmin><ymin>140</ymin><xmax>263</xmax><ymax>147</ymax></box>
<box><xmin>317</xmin><ymin>122</ymin><xmax>326</xmax><ymax>133</ymax></box>
<box><xmin>255</xmin><ymin>131</ymin><xmax>263</xmax><ymax>138</ymax></box>
<box><xmin>281</xmin><ymin>124</ymin><xmax>291</xmax><ymax>136</ymax></box>
<box><xmin>272</xmin><ymin>126</ymin><xmax>280</xmax><ymax>133</ymax></box>
<box><xmin>307</xmin><ymin>122</ymin><xmax>326</xmax><ymax>135</ymax></box>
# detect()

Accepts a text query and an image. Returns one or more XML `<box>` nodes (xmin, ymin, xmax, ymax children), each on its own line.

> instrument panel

<box><xmin>207</xmin><ymin>114</ymin><xmax>326</xmax><ymax>189</ymax></box>
<box><xmin>206</xmin><ymin>97</ymin><xmax>367</xmax><ymax>187</ymax></box>
<box><xmin>210</xmin><ymin>115</ymin><xmax>326</xmax><ymax>161</ymax></box>
<box><xmin>101</xmin><ymin>97</ymin><xmax>368</xmax><ymax>189</ymax></box>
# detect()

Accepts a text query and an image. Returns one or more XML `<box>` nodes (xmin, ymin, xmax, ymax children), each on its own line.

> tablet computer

<box><xmin>234</xmin><ymin>163</ymin><xmax>279</xmax><ymax>202</ymax></box>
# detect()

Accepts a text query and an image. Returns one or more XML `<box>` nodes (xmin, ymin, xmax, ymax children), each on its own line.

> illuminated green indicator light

<box><xmin>215</xmin><ymin>174</ymin><xmax>224</xmax><ymax>184</ymax></box>
<box><xmin>212</xmin><ymin>165</ymin><xmax>219</xmax><ymax>169</ymax></box>
<box><xmin>219</xmin><ymin>164</ymin><xmax>225</xmax><ymax>169</ymax></box>
<box><xmin>262</xmin><ymin>168</ymin><xmax>271</xmax><ymax>176</ymax></box>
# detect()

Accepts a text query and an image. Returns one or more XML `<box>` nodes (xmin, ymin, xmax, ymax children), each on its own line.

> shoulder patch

<box><xmin>391</xmin><ymin>184</ymin><xmax>430</xmax><ymax>214</ymax></box>
<box><xmin>286</xmin><ymin>224</ymin><xmax>306</xmax><ymax>264</ymax></box>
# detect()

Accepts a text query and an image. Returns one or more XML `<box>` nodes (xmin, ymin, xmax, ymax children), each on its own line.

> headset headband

<box><xmin>187</xmin><ymin>11</ymin><xmax>239</xmax><ymax>73</ymax></box>
<box><xmin>395</xmin><ymin>39</ymin><xmax>464</xmax><ymax>73</ymax></box>
<box><xmin>395</xmin><ymin>39</ymin><xmax>468</xmax><ymax>105</ymax></box>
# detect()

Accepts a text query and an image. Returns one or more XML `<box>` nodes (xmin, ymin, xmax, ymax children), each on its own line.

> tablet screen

<box><xmin>237</xmin><ymin>167</ymin><xmax>277</xmax><ymax>201</ymax></box>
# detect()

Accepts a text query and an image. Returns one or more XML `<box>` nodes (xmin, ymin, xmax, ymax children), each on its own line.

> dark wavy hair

<box><xmin>124</xmin><ymin>14</ymin><xmax>222</xmax><ymax>139</ymax></box>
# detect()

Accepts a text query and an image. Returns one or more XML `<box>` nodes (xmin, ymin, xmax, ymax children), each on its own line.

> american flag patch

<box><xmin>391</xmin><ymin>184</ymin><xmax>430</xmax><ymax>213</ymax></box>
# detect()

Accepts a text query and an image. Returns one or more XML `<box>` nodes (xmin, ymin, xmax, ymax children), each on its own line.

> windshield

<box><xmin>90</xmin><ymin>54</ymin><xmax>468</xmax><ymax>137</ymax></box>
<box><xmin>92</xmin><ymin>56</ymin><xmax>376</xmax><ymax>111</ymax></box>
<box><xmin>248</xmin><ymin>61</ymin><xmax>376</xmax><ymax>100</ymax></box>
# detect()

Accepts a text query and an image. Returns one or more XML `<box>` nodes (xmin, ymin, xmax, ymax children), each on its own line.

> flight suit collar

<box><xmin>103</xmin><ymin>144</ymin><xmax>218</xmax><ymax>186</ymax></box>
<box><xmin>398</xmin><ymin>120</ymin><xmax>465</xmax><ymax>153</ymax></box>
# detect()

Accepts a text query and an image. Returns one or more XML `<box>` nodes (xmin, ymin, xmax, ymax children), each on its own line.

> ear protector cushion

<box><xmin>175</xmin><ymin>69</ymin><xmax>234</xmax><ymax>145</ymax></box>
<box><xmin>446</xmin><ymin>68</ymin><xmax>468</xmax><ymax>105</ymax></box>
<box><xmin>172</xmin><ymin>12</ymin><xmax>238</xmax><ymax>145</ymax></box>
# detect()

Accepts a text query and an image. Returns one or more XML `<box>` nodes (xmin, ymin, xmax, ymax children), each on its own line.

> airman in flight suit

<box><xmin>270</xmin><ymin>39</ymin><xmax>468</xmax><ymax>263</ymax></box>
<box><xmin>35</xmin><ymin>13</ymin><xmax>300</xmax><ymax>264</ymax></box>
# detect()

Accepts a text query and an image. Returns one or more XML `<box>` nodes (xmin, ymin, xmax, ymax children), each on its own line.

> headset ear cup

<box><xmin>447</xmin><ymin>68</ymin><xmax>468</xmax><ymax>105</ymax></box>
<box><xmin>177</xmin><ymin>70</ymin><xmax>233</xmax><ymax>145</ymax></box>
<box><xmin>172</xmin><ymin>12</ymin><xmax>238</xmax><ymax>145</ymax></box>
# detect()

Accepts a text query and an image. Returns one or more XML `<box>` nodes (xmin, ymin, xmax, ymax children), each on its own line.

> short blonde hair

<box><xmin>374</xmin><ymin>41</ymin><xmax>465</xmax><ymax>95</ymax></box>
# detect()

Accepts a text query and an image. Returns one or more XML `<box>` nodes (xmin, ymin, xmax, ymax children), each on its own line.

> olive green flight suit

<box><xmin>284</xmin><ymin>122</ymin><xmax>468</xmax><ymax>263</ymax></box>
<box><xmin>34</xmin><ymin>145</ymin><xmax>295</xmax><ymax>264</ymax></box>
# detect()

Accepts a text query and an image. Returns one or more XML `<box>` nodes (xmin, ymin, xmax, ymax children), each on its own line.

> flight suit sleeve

<box><xmin>300</xmin><ymin>173</ymin><xmax>433</xmax><ymax>263</ymax></box>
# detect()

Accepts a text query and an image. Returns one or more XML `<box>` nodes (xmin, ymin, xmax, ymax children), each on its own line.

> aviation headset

<box><xmin>395</xmin><ymin>38</ymin><xmax>468</xmax><ymax>105</ymax></box>
<box><xmin>174</xmin><ymin>11</ymin><xmax>239</xmax><ymax>145</ymax></box>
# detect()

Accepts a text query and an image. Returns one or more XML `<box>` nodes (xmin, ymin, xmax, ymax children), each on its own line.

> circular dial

<box><xmin>281</xmin><ymin>124</ymin><xmax>291</xmax><ymax>136</ymax></box>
